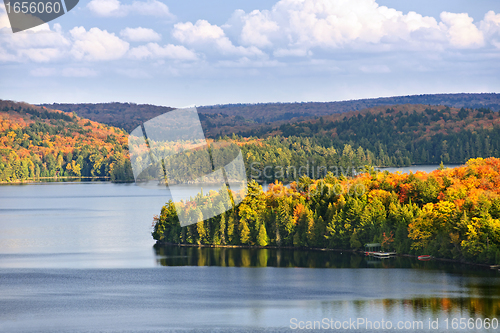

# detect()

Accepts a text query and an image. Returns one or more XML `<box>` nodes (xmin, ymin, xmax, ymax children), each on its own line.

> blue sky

<box><xmin>0</xmin><ymin>0</ymin><xmax>499</xmax><ymax>107</ymax></box>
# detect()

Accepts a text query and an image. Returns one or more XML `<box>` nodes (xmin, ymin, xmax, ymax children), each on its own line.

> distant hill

<box><xmin>42</xmin><ymin>93</ymin><xmax>500</xmax><ymax>132</ymax></box>
<box><xmin>238</xmin><ymin>103</ymin><xmax>500</xmax><ymax>166</ymax></box>
<box><xmin>40</xmin><ymin>102</ymin><xmax>174</xmax><ymax>133</ymax></box>
<box><xmin>199</xmin><ymin>93</ymin><xmax>500</xmax><ymax>122</ymax></box>
<box><xmin>0</xmin><ymin>100</ymin><xmax>132</xmax><ymax>182</ymax></box>
<box><xmin>5</xmin><ymin>98</ymin><xmax>500</xmax><ymax>184</ymax></box>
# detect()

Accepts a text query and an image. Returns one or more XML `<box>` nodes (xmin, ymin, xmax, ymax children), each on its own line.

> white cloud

<box><xmin>120</xmin><ymin>27</ymin><xmax>161</xmax><ymax>42</ymax></box>
<box><xmin>128</xmin><ymin>42</ymin><xmax>197</xmax><ymax>60</ymax></box>
<box><xmin>480</xmin><ymin>11</ymin><xmax>500</xmax><ymax>48</ymax></box>
<box><xmin>87</xmin><ymin>0</ymin><xmax>120</xmax><ymax>16</ymax></box>
<box><xmin>18</xmin><ymin>48</ymin><xmax>63</xmax><ymax>62</ymax></box>
<box><xmin>221</xmin><ymin>0</ymin><xmax>496</xmax><ymax>54</ymax></box>
<box><xmin>0</xmin><ymin>22</ymin><xmax>70</xmax><ymax>62</ymax></box>
<box><xmin>5</xmin><ymin>31</ymin><xmax>69</xmax><ymax>49</ymax></box>
<box><xmin>131</xmin><ymin>0</ymin><xmax>173</xmax><ymax>17</ymax></box>
<box><xmin>173</xmin><ymin>20</ymin><xmax>225</xmax><ymax>44</ymax></box>
<box><xmin>0</xmin><ymin>5</ymin><xmax>10</xmax><ymax>30</ymax></box>
<box><xmin>440</xmin><ymin>12</ymin><xmax>484</xmax><ymax>48</ymax></box>
<box><xmin>70</xmin><ymin>27</ymin><xmax>129</xmax><ymax>61</ymax></box>
<box><xmin>273</xmin><ymin>48</ymin><xmax>311</xmax><ymax>57</ymax></box>
<box><xmin>172</xmin><ymin>19</ymin><xmax>265</xmax><ymax>57</ymax></box>
<box><xmin>237</xmin><ymin>10</ymin><xmax>279</xmax><ymax>48</ymax></box>
<box><xmin>223</xmin><ymin>0</ymin><xmax>444</xmax><ymax>50</ymax></box>
<box><xmin>87</xmin><ymin>0</ymin><xmax>174</xmax><ymax>18</ymax></box>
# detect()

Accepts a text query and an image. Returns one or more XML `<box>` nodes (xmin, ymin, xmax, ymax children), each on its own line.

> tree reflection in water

<box><xmin>155</xmin><ymin>245</ymin><xmax>500</xmax><ymax>318</ymax></box>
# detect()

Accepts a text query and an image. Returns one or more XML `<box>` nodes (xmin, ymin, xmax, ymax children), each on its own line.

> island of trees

<box><xmin>153</xmin><ymin>157</ymin><xmax>500</xmax><ymax>265</ymax></box>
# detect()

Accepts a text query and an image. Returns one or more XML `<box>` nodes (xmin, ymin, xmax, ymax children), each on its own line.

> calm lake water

<box><xmin>1</xmin><ymin>182</ymin><xmax>499</xmax><ymax>332</ymax></box>
<box><xmin>377</xmin><ymin>164</ymin><xmax>461</xmax><ymax>174</ymax></box>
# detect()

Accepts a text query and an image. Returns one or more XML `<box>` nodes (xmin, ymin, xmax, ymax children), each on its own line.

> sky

<box><xmin>0</xmin><ymin>0</ymin><xmax>499</xmax><ymax>107</ymax></box>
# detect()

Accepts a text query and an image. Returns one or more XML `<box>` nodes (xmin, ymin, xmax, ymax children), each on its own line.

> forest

<box><xmin>41</xmin><ymin>102</ymin><xmax>174</xmax><ymax>133</ymax></box>
<box><xmin>43</xmin><ymin>93</ymin><xmax>500</xmax><ymax>126</ymax></box>
<box><xmin>129</xmin><ymin>104</ymin><xmax>500</xmax><ymax>184</ymax></box>
<box><xmin>240</xmin><ymin>104</ymin><xmax>500</xmax><ymax>167</ymax></box>
<box><xmin>0</xmin><ymin>101</ymin><xmax>133</xmax><ymax>182</ymax></box>
<box><xmin>199</xmin><ymin>93</ymin><xmax>500</xmax><ymax>122</ymax></box>
<box><xmin>153</xmin><ymin>157</ymin><xmax>500</xmax><ymax>265</ymax></box>
<box><xmin>6</xmin><ymin>99</ymin><xmax>500</xmax><ymax>184</ymax></box>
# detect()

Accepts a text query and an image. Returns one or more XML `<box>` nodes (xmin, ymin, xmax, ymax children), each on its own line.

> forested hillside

<box><xmin>42</xmin><ymin>93</ymin><xmax>500</xmax><ymax>131</ymax></box>
<box><xmin>0</xmin><ymin>100</ymin><xmax>133</xmax><ymax>182</ymax></box>
<box><xmin>200</xmin><ymin>93</ymin><xmax>500</xmax><ymax>122</ymax></box>
<box><xmin>234</xmin><ymin>104</ymin><xmax>500</xmax><ymax>167</ymax></box>
<box><xmin>41</xmin><ymin>102</ymin><xmax>174</xmax><ymax>133</ymax></box>
<box><xmin>153</xmin><ymin>157</ymin><xmax>500</xmax><ymax>265</ymax></box>
<box><xmin>9</xmin><ymin>98</ymin><xmax>500</xmax><ymax>184</ymax></box>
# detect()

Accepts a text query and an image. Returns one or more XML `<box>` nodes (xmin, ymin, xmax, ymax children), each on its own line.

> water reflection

<box><xmin>155</xmin><ymin>245</ymin><xmax>500</xmax><ymax>319</ymax></box>
<box><xmin>314</xmin><ymin>297</ymin><xmax>500</xmax><ymax>327</ymax></box>
<box><xmin>155</xmin><ymin>245</ymin><xmax>495</xmax><ymax>272</ymax></box>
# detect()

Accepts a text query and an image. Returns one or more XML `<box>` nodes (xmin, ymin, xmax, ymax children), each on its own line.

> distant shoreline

<box><xmin>0</xmin><ymin>176</ymin><xmax>112</xmax><ymax>184</ymax></box>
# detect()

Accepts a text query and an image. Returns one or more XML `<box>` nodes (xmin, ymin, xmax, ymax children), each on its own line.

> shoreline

<box><xmin>0</xmin><ymin>163</ymin><xmax>452</xmax><ymax>185</ymax></box>
<box><xmin>0</xmin><ymin>176</ymin><xmax>113</xmax><ymax>185</ymax></box>
<box><xmin>155</xmin><ymin>240</ymin><xmax>498</xmax><ymax>270</ymax></box>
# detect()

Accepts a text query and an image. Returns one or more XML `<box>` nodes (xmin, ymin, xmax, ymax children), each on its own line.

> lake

<box><xmin>1</xmin><ymin>182</ymin><xmax>499</xmax><ymax>332</ymax></box>
<box><xmin>377</xmin><ymin>164</ymin><xmax>461</xmax><ymax>174</ymax></box>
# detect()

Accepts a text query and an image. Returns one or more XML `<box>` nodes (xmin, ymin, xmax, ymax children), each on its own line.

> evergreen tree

<box><xmin>219</xmin><ymin>212</ymin><xmax>226</xmax><ymax>245</ymax></box>
<box><xmin>227</xmin><ymin>212</ymin><xmax>235</xmax><ymax>244</ymax></box>
<box><xmin>239</xmin><ymin>219</ymin><xmax>251</xmax><ymax>245</ymax></box>
<box><xmin>257</xmin><ymin>223</ymin><xmax>268</xmax><ymax>247</ymax></box>
<box><xmin>350</xmin><ymin>229</ymin><xmax>362</xmax><ymax>249</ymax></box>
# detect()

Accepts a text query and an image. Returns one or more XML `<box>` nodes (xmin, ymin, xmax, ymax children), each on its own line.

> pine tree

<box><xmin>305</xmin><ymin>207</ymin><xmax>316</xmax><ymax>246</ymax></box>
<box><xmin>212</xmin><ymin>218</ymin><xmax>221</xmax><ymax>245</ymax></box>
<box><xmin>219</xmin><ymin>212</ymin><xmax>226</xmax><ymax>245</ymax></box>
<box><xmin>227</xmin><ymin>212</ymin><xmax>235</xmax><ymax>244</ymax></box>
<box><xmin>315</xmin><ymin>216</ymin><xmax>326</xmax><ymax>247</ymax></box>
<box><xmin>257</xmin><ymin>222</ymin><xmax>269</xmax><ymax>247</ymax></box>
<box><xmin>350</xmin><ymin>229</ymin><xmax>362</xmax><ymax>249</ymax></box>
<box><xmin>195</xmin><ymin>208</ymin><xmax>206</xmax><ymax>245</ymax></box>
<box><xmin>240</xmin><ymin>219</ymin><xmax>251</xmax><ymax>245</ymax></box>
<box><xmin>276</xmin><ymin>197</ymin><xmax>295</xmax><ymax>245</ymax></box>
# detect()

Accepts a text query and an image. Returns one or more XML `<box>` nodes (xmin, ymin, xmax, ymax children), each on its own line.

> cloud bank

<box><xmin>0</xmin><ymin>0</ymin><xmax>499</xmax><ymax>84</ymax></box>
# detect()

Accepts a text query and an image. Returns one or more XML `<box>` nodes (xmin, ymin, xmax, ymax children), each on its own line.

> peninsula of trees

<box><xmin>153</xmin><ymin>158</ymin><xmax>500</xmax><ymax>265</ymax></box>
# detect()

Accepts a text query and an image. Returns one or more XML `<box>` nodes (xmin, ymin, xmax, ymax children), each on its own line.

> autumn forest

<box><xmin>0</xmin><ymin>100</ymin><xmax>133</xmax><ymax>182</ymax></box>
<box><xmin>153</xmin><ymin>158</ymin><xmax>500</xmax><ymax>265</ymax></box>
